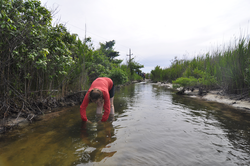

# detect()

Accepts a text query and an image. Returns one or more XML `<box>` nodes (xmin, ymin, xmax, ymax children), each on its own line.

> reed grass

<box><xmin>151</xmin><ymin>35</ymin><xmax>250</xmax><ymax>95</ymax></box>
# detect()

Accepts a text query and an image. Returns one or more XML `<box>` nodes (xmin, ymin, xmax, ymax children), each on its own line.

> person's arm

<box><xmin>80</xmin><ymin>93</ymin><xmax>89</xmax><ymax>121</ymax></box>
<box><xmin>101</xmin><ymin>92</ymin><xmax>110</xmax><ymax>122</ymax></box>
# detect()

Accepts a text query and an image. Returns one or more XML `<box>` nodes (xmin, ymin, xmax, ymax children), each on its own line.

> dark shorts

<box><xmin>109</xmin><ymin>84</ymin><xmax>115</xmax><ymax>98</ymax></box>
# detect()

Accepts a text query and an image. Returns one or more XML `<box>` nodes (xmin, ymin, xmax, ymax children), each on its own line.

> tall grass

<box><xmin>151</xmin><ymin>36</ymin><xmax>250</xmax><ymax>95</ymax></box>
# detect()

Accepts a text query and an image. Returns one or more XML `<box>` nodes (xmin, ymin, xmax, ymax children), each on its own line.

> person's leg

<box><xmin>96</xmin><ymin>100</ymin><xmax>104</xmax><ymax>114</ymax></box>
<box><xmin>109</xmin><ymin>83</ymin><xmax>115</xmax><ymax>114</ymax></box>
<box><xmin>108</xmin><ymin>83</ymin><xmax>115</xmax><ymax>121</ymax></box>
<box><xmin>110</xmin><ymin>96</ymin><xmax>115</xmax><ymax>114</ymax></box>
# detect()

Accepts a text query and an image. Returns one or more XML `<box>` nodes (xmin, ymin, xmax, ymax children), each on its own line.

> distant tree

<box><xmin>128</xmin><ymin>58</ymin><xmax>144</xmax><ymax>74</ymax></box>
<box><xmin>99</xmin><ymin>40</ymin><xmax>120</xmax><ymax>61</ymax></box>
<box><xmin>151</xmin><ymin>66</ymin><xmax>163</xmax><ymax>82</ymax></box>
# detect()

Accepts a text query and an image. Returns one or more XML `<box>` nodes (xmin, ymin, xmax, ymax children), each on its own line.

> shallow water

<box><xmin>1</xmin><ymin>83</ymin><xmax>250</xmax><ymax>166</ymax></box>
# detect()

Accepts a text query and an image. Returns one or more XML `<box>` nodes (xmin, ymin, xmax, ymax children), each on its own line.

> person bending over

<box><xmin>80</xmin><ymin>77</ymin><xmax>115</xmax><ymax>122</ymax></box>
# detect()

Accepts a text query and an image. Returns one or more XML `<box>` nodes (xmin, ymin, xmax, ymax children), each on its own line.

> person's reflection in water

<box><xmin>79</xmin><ymin>114</ymin><xmax>117</xmax><ymax>163</ymax></box>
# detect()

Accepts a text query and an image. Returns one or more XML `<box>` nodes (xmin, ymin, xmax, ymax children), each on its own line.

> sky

<box><xmin>39</xmin><ymin>0</ymin><xmax>250</xmax><ymax>73</ymax></box>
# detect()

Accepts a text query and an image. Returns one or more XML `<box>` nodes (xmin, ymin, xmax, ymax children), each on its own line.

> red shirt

<box><xmin>80</xmin><ymin>77</ymin><xmax>113</xmax><ymax>122</ymax></box>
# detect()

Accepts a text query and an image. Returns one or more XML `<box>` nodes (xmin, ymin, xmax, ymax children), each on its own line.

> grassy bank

<box><xmin>150</xmin><ymin>36</ymin><xmax>250</xmax><ymax>96</ymax></box>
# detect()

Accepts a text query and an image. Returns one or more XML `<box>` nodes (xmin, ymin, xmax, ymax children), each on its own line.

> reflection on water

<box><xmin>1</xmin><ymin>83</ymin><xmax>250</xmax><ymax>166</ymax></box>
<box><xmin>0</xmin><ymin>105</ymin><xmax>117</xmax><ymax>166</ymax></box>
<box><xmin>171</xmin><ymin>92</ymin><xmax>250</xmax><ymax>165</ymax></box>
<box><xmin>75</xmin><ymin>121</ymin><xmax>116</xmax><ymax>164</ymax></box>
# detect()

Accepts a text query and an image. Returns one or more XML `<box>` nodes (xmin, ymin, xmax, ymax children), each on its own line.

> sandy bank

<box><xmin>150</xmin><ymin>81</ymin><xmax>250</xmax><ymax>113</ymax></box>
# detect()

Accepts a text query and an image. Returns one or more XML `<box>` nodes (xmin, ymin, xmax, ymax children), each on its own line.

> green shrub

<box><xmin>193</xmin><ymin>68</ymin><xmax>217</xmax><ymax>88</ymax></box>
<box><xmin>172</xmin><ymin>77</ymin><xmax>198</xmax><ymax>89</ymax></box>
<box><xmin>108</xmin><ymin>68</ymin><xmax>128</xmax><ymax>85</ymax></box>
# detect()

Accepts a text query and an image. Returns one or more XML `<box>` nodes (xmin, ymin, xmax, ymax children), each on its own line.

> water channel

<box><xmin>1</xmin><ymin>82</ymin><xmax>250</xmax><ymax>166</ymax></box>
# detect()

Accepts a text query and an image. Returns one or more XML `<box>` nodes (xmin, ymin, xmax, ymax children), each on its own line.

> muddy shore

<box><xmin>0</xmin><ymin>81</ymin><xmax>137</xmax><ymax>134</ymax></box>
